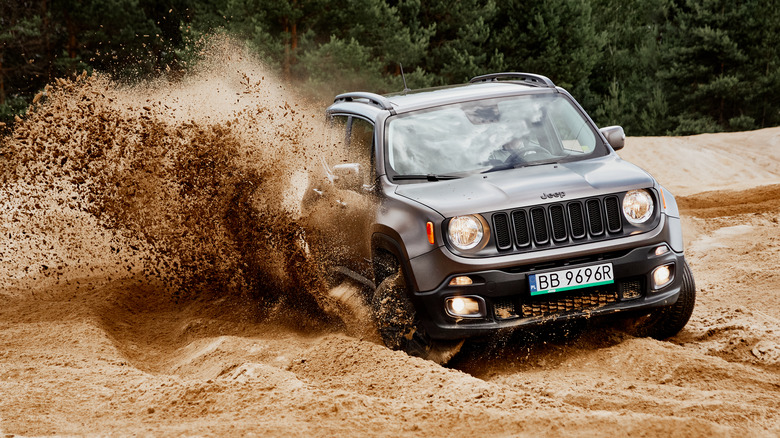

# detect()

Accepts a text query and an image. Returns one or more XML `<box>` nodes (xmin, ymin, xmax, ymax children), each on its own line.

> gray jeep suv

<box><xmin>304</xmin><ymin>72</ymin><xmax>695</xmax><ymax>362</ymax></box>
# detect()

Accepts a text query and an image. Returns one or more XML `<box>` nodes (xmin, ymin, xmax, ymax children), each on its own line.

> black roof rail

<box><xmin>333</xmin><ymin>92</ymin><xmax>393</xmax><ymax>110</ymax></box>
<box><xmin>469</xmin><ymin>72</ymin><xmax>555</xmax><ymax>88</ymax></box>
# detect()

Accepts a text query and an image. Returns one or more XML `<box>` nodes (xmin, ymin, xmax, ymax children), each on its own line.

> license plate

<box><xmin>529</xmin><ymin>263</ymin><xmax>614</xmax><ymax>296</ymax></box>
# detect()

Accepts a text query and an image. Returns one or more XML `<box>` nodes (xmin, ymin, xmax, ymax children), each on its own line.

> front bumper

<box><xmin>413</xmin><ymin>243</ymin><xmax>686</xmax><ymax>340</ymax></box>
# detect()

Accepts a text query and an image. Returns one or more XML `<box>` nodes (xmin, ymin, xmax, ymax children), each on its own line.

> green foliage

<box><xmin>297</xmin><ymin>36</ymin><xmax>386</xmax><ymax>98</ymax></box>
<box><xmin>0</xmin><ymin>2</ymin><xmax>45</xmax><ymax>124</ymax></box>
<box><xmin>589</xmin><ymin>0</ymin><xmax>670</xmax><ymax>133</ymax></box>
<box><xmin>673</xmin><ymin>113</ymin><xmax>722</xmax><ymax>135</ymax></box>
<box><xmin>1</xmin><ymin>0</ymin><xmax>189</xmax><ymax>126</ymax></box>
<box><xmin>639</xmin><ymin>86</ymin><xmax>673</xmax><ymax>135</ymax></box>
<box><xmin>658</xmin><ymin>0</ymin><xmax>773</xmax><ymax>134</ymax></box>
<box><xmin>0</xmin><ymin>96</ymin><xmax>30</xmax><ymax>126</ymax></box>
<box><xmin>3</xmin><ymin>0</ymin><xmax>780</xmax><ymax>135</ymax></box>
<box><xmin>415</xmin><ymin>0</ymin><xmax>501</xmax><ymax>84</ymax></box>
<box><xmin>495</xmin><ymin>0</ymin><xmax>605</xmax><ymax>97</ymax></box>
<box><xmin>728</xmin><ymin>115</ymin><xmax>757</xmax><ymax>132</ymax></box>
<box><xmin>314</xmin><ymin>0</ymin><xmax>433</xmax><ymax>71</ymax></box>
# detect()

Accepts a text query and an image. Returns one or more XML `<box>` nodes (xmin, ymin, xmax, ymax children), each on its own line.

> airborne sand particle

<box><xmin>0</xmin><ymin>37</ymin><xmax>358</xmax><ymax>324</ymax></box>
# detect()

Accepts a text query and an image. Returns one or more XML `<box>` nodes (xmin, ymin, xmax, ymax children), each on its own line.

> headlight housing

<box><xmin>448</xmin><ymin>215</ymin><xmax>485</xmax><ymax>250</ymax></box>
<box><xmin>623</xmin><ymin>189</ymin><xmax>654</xmax><ymax>224</ymax></box>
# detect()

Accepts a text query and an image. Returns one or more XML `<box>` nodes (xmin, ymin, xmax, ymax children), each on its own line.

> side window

<box><xmin>548</xmin><ymin>99</ymin><xmax>597</xmax><ymax>155</ymax></box>
<box><xmin>324</xmin><ymin>114</ymin><xmax>350</xmax><ymax>166</ymax></box>
<box><xmin>326</xmin><ymin>115</ymin><xmax>373</xmax><ymax>164</ymax></box>
<box><xmin>348</xmin><ymin>118</ymin><xmax>375</xmax><ymax>167</ymax></box>
<box><xmin>326</xmin><ymin>114</ymin><xmax>375</xmax><ymax>188</ymax></box>
<box><xmin>328</xmin><ymin>114</ymin><xmax>349</xmax><ymax>150</ymax></box>
<box><xmin>346</xmin><ymin>117</ymin><xmax>375</xmax><ymax>186</ymax></box>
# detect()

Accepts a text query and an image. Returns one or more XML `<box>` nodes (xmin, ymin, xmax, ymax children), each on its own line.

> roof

<box><xmin>328</xmin><ymin>73</ymin><xmax>560</xmax><ymax>118</ymax></box>
<box><xmin>386</xmin><ymin>81</ymin><xmax>556</xmax><ymax>114</ymax></box>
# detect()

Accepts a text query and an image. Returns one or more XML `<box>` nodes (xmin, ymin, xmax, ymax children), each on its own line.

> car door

<box><xmin>300</xmin><ymin>114</ymin><xmax>376</xmax><ymax>281</ymax></box>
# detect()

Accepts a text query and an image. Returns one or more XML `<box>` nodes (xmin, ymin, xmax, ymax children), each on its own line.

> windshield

<box><xmin>385</xmin><ymin>93</ymin><xmax>607</xmax><ymax>178</ymax></box>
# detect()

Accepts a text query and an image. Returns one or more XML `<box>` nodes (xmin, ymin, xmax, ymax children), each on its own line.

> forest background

<box><xmin>2</xmin><ymin>0</ymin><xmax>779</xmax><ymax>136</ymax></box>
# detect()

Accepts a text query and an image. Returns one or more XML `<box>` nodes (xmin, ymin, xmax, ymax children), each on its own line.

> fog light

<box><xmin>652</xmin><ymin>264</ymin><xmax>673</xmax><ymax>289</ymax></box>
<box><xmin>449</xmin><ymin>276</ymin><xmax>473</xmax><ymax>286</ymax></box>
<box><xmin>445</xmin><ymin>296</ymin><xmax>483</xmax><ymax>318</ymax></box>
<box><xmin>654</xmin><ymin>244</ymin><xmax>670</xmax><ymax>256</ymax></box>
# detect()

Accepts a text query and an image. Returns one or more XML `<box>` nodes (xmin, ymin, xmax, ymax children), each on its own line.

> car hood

<box><xmin>394</xmin><ymin>155</ymin><xmax>655</xmax><ymax>218</ymax></box>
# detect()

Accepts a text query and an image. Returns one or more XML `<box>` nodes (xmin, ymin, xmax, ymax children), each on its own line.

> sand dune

<box><xmin>620</xmin><ymin>128</ymin><xmax>780</xmax><ymax>196</ymax></box>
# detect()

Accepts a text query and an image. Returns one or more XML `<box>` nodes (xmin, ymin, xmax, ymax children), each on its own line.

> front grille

<box><xmin>512</xmin><ymin>210</ymin><xmax>531</xmax><ymax>247</ymax></box>
<box><xmin>605</xmin><ymin>197</ymin><xmax>622</xmax><ymax>233</ymax></box>
<box><xmin>549</xmin><ymin>204</ymin><xmax>567</xmax><ymax>241</ymax></box>
<box><xmin>493</xmin><ymin>298</ymin><xmax>519</xmax><ymax>320</ymax></box>
<box><xmin>586</xmin><ymin>199</ymin><xmax>604</xmax><ymax>235</ymax></box>
<box><xmin>521</xmin><ymin>290</ymin><xmax>619</xmax><ymax>318</ymax></box>
<box><xmin>530</xmin><ymin>207</ymin><xmax>549</xmax><ymax>244</ymax></box>
<box><xmin>568</xmin><ymin>202</ymin><xmax>586</xmax><ymax>238</ymax></box>
<box><xmin>491</xmin><ymin>194</ymin><xmax>630</xmax><ymax>252</ymax></box>
<box><xmin>493</xmin><ymin>213</ymin><xmax>512</xmax><ymax>250</ymax></box>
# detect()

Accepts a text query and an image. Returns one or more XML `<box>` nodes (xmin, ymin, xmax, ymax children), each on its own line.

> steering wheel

<box><xmin>504</xmin><ymin>145</ymin><xmax>552</xmax><ymax>164</ymax></box>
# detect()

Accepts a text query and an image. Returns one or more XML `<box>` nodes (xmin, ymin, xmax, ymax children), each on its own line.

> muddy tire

<box><xmin>627</xmin><ymin>261</ymin><xmax>696</xmax><ymax>340</ymax></box>
<box><xmin>371</xmin><ymin>270</ymin><xmax>463</xmax><ymax>364</ymax></box>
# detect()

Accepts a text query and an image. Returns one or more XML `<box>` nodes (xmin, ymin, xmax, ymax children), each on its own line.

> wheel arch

<box><xmin>371</xmin><ymin>231</ymin><xmax>419</xmax><ymax>292</ymax></box>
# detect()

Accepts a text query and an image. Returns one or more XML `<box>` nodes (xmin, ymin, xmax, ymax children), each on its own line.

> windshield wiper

<box><xmin>482</xmin><ymin>159</ymin><xmax>559</xmax><ymax>174</ymax></box>
<box><xmin>392</xmin><ymin>174</ymin><xmax>462</xmax><ymax>181</ymax></box>
<box><xmin>525</xmin><ymin>159</ymin><xmax>560</xmax><ymax>167</ymax></box>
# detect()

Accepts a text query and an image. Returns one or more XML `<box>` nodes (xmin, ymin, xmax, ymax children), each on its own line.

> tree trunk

<box><xmin>64</xmin><ymin>11</ymin><xmax>78</xmax><ymax>59</ymax></box>
<box><xmin>1</xmin><ymin>56</ymin><xmax>5</xmax><ymax>105</ymax></box>
<box><xmin>291</xmin><ymin>22</ymin><xmax>297</xmax><ymax>51</ymax></box>
<box><xmin>41</xmin><ymin>0</ymin><xmax>52</xmax><ymax>79</ymax></box>
<box><xmin>283</xmin><ymin>19</ymin><xmax>290</xmax><ymax>80</ymax></box>
<box><xmin>282</xmin><ymin>20</ymin><xmax>298</xmax><ymax>81</ymax></box>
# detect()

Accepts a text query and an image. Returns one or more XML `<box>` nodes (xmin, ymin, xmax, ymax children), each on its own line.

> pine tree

<box><xmin>660</xmin><ymin>0</ymin><xmax>749</xmax><ymax>134</ymax></box>
<box><xmin>590</xmin><ymin>0</ymin><xmax>671</xmax><ymax>134</ymax></box>
<box><xmin>493</xmin><ymin>0</ymin><xmax>605</xmax><ymax>99</ymax></box>
<box><xmin>735</xmin><ymin>0</ymin><xmax>780</xmax><ymax>129</ymax></box>
<box><xmin>413</xmin><ymin>0</ymin><xmax>502</xmax><ymax>84</ymax></box>
<box><xmin>1</xmin><ymin>0</ymin><xmax>50</xmax><ymax>124</ymax></box>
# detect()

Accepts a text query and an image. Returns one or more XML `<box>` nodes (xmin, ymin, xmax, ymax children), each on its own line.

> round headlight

<box><xmin>448</xmin><ymin>215</ymin><xmax>484</xmax><ymax>250</ymax></box>
<box><xmin>623</xmin><ymin>189</ymin><xmax>654</xmax><ymax>224</ymax></box>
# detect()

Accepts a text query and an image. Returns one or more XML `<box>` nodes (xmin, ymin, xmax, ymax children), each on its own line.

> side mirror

<box><xmin>599</xmin><ymin>126</ymin><xmax>625</xmax><ymax>151</ymax></box>
<box><xmin>333</xmin><ymin>163</ymin><xmax>363</xmax><ymax>192</ymax></box>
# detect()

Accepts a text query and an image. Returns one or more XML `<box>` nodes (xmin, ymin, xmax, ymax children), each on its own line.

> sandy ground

<box><xmin>2</xmin><ymin>61</ymin><xmax>780</xmax><ymax>435</ymax></box>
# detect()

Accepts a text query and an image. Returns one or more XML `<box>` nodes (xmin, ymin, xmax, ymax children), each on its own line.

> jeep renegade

<box><xmin>304</xmin><ymin>72</ymin><xmax>695</xmax><ymax>363</ymax></box>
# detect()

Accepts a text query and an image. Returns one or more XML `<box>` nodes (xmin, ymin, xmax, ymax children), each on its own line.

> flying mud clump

<box><xmin>0</xmin><ymin>42</ymin><xmax>349</xmax><ymax>319</ymax></box>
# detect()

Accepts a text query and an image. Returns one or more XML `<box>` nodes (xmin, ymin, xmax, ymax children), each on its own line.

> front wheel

<box><xmin>626</xmin><ymin>260</ymin><xmax>696</xmax><ymax>339</ymax></box>
<box><xmin>371</xmin><ymin>270</ymin><xmax>463</xmax><ymax>364</ymax></box>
